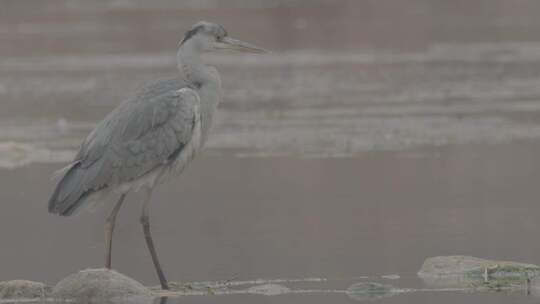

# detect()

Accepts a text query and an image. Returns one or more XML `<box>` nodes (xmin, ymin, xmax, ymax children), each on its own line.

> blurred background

<box><xmin>2</xmin><ymin>0</ymin><xmax>540</xmax><ymax>303</ymax></box>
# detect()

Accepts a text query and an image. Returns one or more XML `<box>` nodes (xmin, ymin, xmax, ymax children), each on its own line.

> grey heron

<box><xmin>47</xmin><ymin>21</ymin><xmax>267</xmax><ymax>290</ymax></box>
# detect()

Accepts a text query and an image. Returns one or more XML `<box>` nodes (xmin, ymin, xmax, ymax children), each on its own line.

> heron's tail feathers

<box><xmin>48</xmin><ymin>161</ymin><xmax>97</xmax><ymax>216</ymax></box>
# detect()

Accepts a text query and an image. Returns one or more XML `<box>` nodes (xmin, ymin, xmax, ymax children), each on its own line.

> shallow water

<box><xmin>2</xmin><ymin>1</ymin><xmax>540</xmax><ymax>303</ymax></box>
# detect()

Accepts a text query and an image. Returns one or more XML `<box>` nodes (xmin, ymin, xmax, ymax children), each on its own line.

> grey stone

<box><xmin>0</xmin><ymin>280</ymin><xmax>50</xmax><ymax>299</ymax></box>
<box><xmin>51</xmin><ymin>268</ymin><xmax>154</xmax><ymax>303</ymax></box>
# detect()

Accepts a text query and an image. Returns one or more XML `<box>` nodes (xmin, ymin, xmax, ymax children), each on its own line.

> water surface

<box><xmin>2</xmin><ymin>1</ymin><xmax>540</xmax><ymax>303</ymax></box>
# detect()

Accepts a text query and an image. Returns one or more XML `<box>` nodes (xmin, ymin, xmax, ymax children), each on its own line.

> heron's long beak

<box><xmin>215</xmin><ymin>37</ymin><xmax>268</xmax><ymax>54</ymax></box>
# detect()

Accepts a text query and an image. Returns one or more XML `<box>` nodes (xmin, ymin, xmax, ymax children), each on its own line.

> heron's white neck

<box><xmin>176</xmin><ymin>42</ymin><xmax>222</xmax><ymax>144</ymax></box>
<box><xmin>177</xmin><ymin>44</ymin><xmax>219</xmax><ymax>88</ymax></box>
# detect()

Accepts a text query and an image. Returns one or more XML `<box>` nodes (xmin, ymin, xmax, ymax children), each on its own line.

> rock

<box><xmin>0</xmin><ymin>280</ymin><xmax>50</xmax><ymax>299</ymax></box>
<box><xmin>51</xmin><ymin>268</ymin><xmax>154</xmax><ymax>303</ymax></box>
<box><xmin>418</xmin><ymin>256</ymin><xmax>540</xmax><ymax>291</ymax></box>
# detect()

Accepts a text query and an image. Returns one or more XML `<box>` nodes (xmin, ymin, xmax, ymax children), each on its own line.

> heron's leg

<box><xmin>105</xmin><ymin>193</ymin><xmax>127</xmax><ymax>269</ymax></box>
<box><xmin>140</xmin><ymin>188</ymin><xmax>169</xmax><ymax>290</ymax></box>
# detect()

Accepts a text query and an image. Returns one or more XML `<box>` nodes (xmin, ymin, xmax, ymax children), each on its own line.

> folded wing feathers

<box><xmin>48</xmin><ymin>87</ymin><xmax>199</xmax><ymax>216</ymax></box>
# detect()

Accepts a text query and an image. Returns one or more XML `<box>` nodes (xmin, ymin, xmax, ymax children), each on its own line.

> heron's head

<box><xmin>180</xmin><ymin>21</ymin><xmax>267</xmax><ymax>54</ymax></box>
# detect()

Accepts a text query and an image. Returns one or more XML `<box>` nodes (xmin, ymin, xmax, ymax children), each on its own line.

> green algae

<box><xmin>464</xmin><ymin>264</ymin><xmax>540</xmax><ymax>291</ymax></box>
<box><xmin>419</xmin><ymin>256</ymin><xmax>540</xmax><ymax>292</ymax></box>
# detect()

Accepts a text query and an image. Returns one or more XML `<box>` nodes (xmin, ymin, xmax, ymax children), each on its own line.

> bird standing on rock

<box><xmin>48</xmin><ymin>21</ymin><xmax>267</xmax><ymax>290</ymax></box>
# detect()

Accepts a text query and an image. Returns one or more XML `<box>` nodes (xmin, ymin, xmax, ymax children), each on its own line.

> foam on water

<box><xmin>3</xmin><ymin>113</ymin><xmax>540</xmax><ymax>168</ymax></box>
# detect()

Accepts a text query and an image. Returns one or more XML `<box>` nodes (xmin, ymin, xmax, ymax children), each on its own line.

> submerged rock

<box><xmin>51</xmin><ymin>268</ymin><xmax>153</xmax><ymax>302</ymax></box>
<box><xmin>418</xmin><ymin>256</ymin><xmax>540</xmax><ymax>291</ymax></box>
<box><xmin>0</xmin><ymin>280</ymin><xmax>50</xmax><ymax>299</ymax></box>
<box><xmin>346</xmin><ymin>282</ymin><xmax>396</xmax><ymax>301</ymax></box>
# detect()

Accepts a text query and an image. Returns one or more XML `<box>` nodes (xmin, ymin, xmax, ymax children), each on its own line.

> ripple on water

<box><xmin>246</xmin><ymin>284</ymin><xmax>291</xmax><ymax>296</ymax></box>
<box><xmin>5</xmin><ymin>44</ymin><xmax>540</xmax><ymax>165</ymax></box>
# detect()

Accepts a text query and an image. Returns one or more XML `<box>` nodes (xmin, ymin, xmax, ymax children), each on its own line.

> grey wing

<box><xmin>48</xmin><ymin>87</ymin><xmax>200</xmax><ymax>216</ymax></box>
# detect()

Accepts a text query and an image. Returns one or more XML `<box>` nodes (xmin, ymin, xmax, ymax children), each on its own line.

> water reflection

<box><xmin>158</xmin><ymin>297</ymin><xmax>168</xmax><ymax>304</ymax></box>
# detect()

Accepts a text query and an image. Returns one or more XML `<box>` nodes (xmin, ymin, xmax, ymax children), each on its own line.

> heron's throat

<box><xmin>177</xmin><ymin>47</ymin><xmax>216</xmax><ymax>88</ymax></box>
